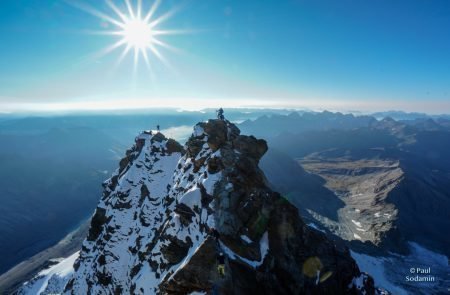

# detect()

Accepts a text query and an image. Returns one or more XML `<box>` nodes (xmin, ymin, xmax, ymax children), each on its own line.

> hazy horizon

<box><xmin>0</xmin><ymin>101</ymin><xmax>450</xmax><ymax>116</ymax></box>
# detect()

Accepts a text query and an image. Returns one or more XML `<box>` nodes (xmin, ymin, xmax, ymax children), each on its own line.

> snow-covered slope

<box><xmin>18</xmin><ymin>252</ymin><xmax>79</xmax><ymax>295</ymax></box>
<box><xmin>68</xmin><ymin>131</ymin><xmax>188</xmax><ymax>294</ymax></box>
<box><xmin>351</xmin><ymin>242</ymin><xmax>450</xmax><ymax>295</ymax></box>
<box><xmin>20</xmin><ymin>119</ymin><xmax>382</xmax><ymax>294</ymax></box>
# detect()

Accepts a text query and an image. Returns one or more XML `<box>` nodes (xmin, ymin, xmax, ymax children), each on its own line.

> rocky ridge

<box><xmin>20</xmin><ymin>119</ymin><xmax>385</xmax><ymax>294</ymax></box>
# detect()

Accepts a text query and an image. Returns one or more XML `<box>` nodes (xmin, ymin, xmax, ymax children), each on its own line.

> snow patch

<box><xmin>20</xmin><ymin>251</ymin><xmax>79</xmax><ymax>295</ymax></box>
<box><xmin>351</xmin><ymin>251</ymin><xmax>408</xmax><ymax>295</ymax></box>
<box><xmin>193</xmin><ymin>125</ymin><xmax>204</xmax><ymax>137</ymax></box>
<box><xmin>351</xmin><ymin>219</ymin><xmax>362</xmax><ymax>227</ymax></box>
<box><xmin>179</xmin><ymin>186</ymin><xmax>202</xmax><ymax>208</ymax></box>
<box><xmin>307</xmin><ymin>222</ymin><xmax>326</xmax><ymax>234</ymax></box>
<box><xmin>349</xmin><ymin>273</ymin><xmax>365</xmax><ymax>291</ymax></box>
<box><xmin>201</xmin><ymin>171</ymin><xmax>221</xmax><ymax>195</ymax></box>
<box><xmin>240</xmin><ymin>235</ymin><xmax>252</xmax><ymax>244</ymax></box>
<box><xmin>221</xmin><ymin>232</ymin><xmax>269</xmax><ymax>268</ymax></box>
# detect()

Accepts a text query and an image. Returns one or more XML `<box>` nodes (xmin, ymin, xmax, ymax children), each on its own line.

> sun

<box><xmin>69</xmin><ymin>0</ymin><xmax>185</xmax><ymax>70</ymax></box>
<box><xmin>122</xmin><ymin>18</ymin><xmax>154</xmax><ymax>50</ymax></box>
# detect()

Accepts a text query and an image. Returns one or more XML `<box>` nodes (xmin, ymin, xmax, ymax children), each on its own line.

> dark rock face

<box><xmin>233</xmin><ymin>135</ymin><xmax>268</xmax><ymax>160</ymax></box>
<box><xmin>166</xmin><ymin>138</ymin><xmax>184</xmax><ymax>154</ymax></box>
<box><xmin>160</xmin><ymin>235</ymin><xmax>192</xmax><ymax>265</ymax></box>
<box><xmin>161</xmin><ymin>237</ymin><xmax>218</xmax><ymax>294</ymax></box>
<box><xmin>174</xmin><ymin>203</ymin><xmax>196</xmax><ymax>226</ymax></box>
<box><xmin>161</xmin><ymin>120</ymin><xmax>373</xmax><ymax>294</ymax></box>
<box><xmin>86</xmin><ymin>208</ymin><xmax>108</xmax><ymax>242</ymax></box>
<box><xmin>63</xmin><ymin>121</ymin><xmax>379</xmax><ymax>295</ymax></box>
<box><xmin>266</xmin><ymin>200</ymin><xmax>358</xmax><ymax>294</ymax></box>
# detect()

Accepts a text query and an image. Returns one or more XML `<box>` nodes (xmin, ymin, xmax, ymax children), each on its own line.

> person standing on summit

<box><xmin>217</xmin><ymin>108</ymin><xmax>224</xmax><ymax>120</ymax></box>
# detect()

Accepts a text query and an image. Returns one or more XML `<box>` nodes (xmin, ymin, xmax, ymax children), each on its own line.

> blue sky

<box><xmin>0</xmin><ymin>0</ymin><xmax>449</xmax><ymax>113</ymax></box>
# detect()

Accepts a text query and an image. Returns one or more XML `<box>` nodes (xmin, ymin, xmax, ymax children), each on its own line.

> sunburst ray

<box><xmin>71</xmin><ymin>0</ymin><xmax>186</xmax><ymax>72</ymax></box>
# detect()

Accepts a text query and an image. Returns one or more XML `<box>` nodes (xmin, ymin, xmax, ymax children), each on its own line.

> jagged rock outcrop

<box><xmin>23</xmin><ymin>120</ymin><xmax>383</xmax><ymax>294</ymax></box>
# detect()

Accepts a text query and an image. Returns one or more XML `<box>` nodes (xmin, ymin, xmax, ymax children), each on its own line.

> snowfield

<box><xmin>19</xmin><ymin>252</ymin><xmax>79</xmax><ymax>295</ymax></box>
<box><xmin>351</xmin><ymin>242</ymin><xmax>450</xmax><ymax>295</ymax></box>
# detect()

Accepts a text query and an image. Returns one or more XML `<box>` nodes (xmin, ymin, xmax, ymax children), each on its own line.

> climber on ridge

<box><xmin>156</xmin><ymin>124</ymin><xmax>160</xmax><ymax>132</ymax></box>
<box><xmin>217</xmin><ymin>108</ymin><xmax>225</xmax><ymax>120</ymax></box>
<box><xmin>217</xmin><ymin>252</ymin><xmax>226</xmax><ymax>277</ymax></box>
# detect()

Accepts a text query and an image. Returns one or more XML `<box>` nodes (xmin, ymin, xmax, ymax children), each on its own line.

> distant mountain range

<box><xmin>242</xmin><ymin>112</ymin><xmax>450</xmax><ymax>294</ymax></box>
<box><xmin>239</xmin><ymin>111</ymin><xmax>376</xmax><ymax>138</ymax></box>
<box><xmin>371</xmin><ymin>110</ymin><xmax>450</xmax><ymax>121</ymax></box>
<box><xmin>241</xmin><ymin>112</ymin><xmax>450</xmax><ymax>255</ymax></box>
<box><xmin>239</xmin><ymin>110</ymin><xmax>450</xmax><ymax>139</ymax></box>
